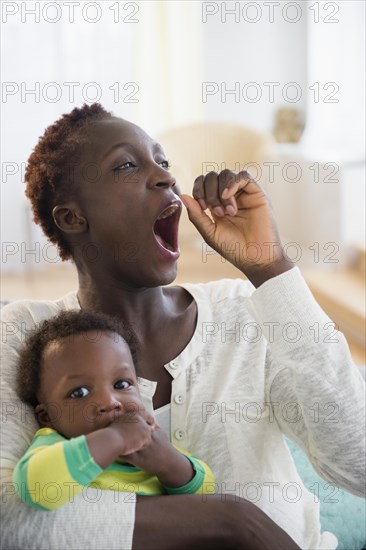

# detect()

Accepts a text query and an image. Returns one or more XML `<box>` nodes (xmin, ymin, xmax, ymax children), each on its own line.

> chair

<box><xmin>157</xmin><ymin>122</ymin><xmax>276</xmax><ymax>280</ymax></box>
<box><xmin>158</xmin><ymin>121</ymin><xmax>275</xmax><ymax>193</ymax></box>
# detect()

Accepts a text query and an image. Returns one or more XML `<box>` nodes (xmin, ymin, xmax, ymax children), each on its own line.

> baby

<box><xmin>13</xmin><ymin>310</ymin><xmax>215</xmax><ymax>510</ymax></box>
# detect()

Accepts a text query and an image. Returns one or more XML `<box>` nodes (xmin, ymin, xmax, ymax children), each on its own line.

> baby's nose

<box><xmin>97</xmin><ymin>397</ymin><xmax>122</xmax><ymax>414</ymax></box>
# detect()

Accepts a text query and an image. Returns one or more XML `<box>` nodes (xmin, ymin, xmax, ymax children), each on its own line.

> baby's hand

<box><xmin>108</xmin><ymin>409</ymin><xmax>155</xmax><ymax>456</ymax></box>
<box><xmin>121</xmin><ymin>424</ymin><xmax>169</xmax><ymax>471</ymax></box>
<box><xmin>122</xmin><ymin>426</ymin><xmax>195</xmax><ymax>488</ymax></box>
<box><xmin>86</xmin><ymin>409</ymin><xmax>155</xmax><ymax>469</ymax></box>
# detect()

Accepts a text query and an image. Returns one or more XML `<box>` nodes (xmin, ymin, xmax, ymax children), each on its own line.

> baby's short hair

<box><xmin>17</xmin><ymin>310</ymin><xmax>137</xmax><ymax>408</ymax></box>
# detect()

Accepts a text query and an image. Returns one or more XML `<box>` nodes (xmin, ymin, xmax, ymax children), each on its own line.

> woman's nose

<box><xmin>149</xmin><ymin>166</ymin><xmax>176</xmax><ymax>189</ymax></box>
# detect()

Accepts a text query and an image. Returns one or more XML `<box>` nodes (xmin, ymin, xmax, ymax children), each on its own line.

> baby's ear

<box><xmin>35</xmin><ymin>404</ymin><xmax>52</xmax><ymax>427</ymax></box>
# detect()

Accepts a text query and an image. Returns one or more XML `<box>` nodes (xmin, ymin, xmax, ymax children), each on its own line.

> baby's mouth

<box><xmin>153</xmin><ymin>201</ymin><xmax>181</xmax><ymax>253</ymax></box>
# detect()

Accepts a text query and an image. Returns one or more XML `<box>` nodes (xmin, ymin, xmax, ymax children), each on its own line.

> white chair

<box><xmin>157</xmin><ymin>121</ymin><xmax>276</xmax><ymax>248</ymax></box>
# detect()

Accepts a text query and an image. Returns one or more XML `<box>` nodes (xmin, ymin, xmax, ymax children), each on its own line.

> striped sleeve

<box><xmin>164</xmin><ymin>447</ymin><xmax>216</xmax><ymax>495</ymax></box>
<box><xmin>12</xmin><ymin>428</ymin><xmax>103</xmax><ymax>510</ymax></box>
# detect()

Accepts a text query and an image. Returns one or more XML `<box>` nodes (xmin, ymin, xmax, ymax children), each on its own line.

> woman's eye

<box><xmin>69</xmin><ymin>387</ymin><xmax>89</xmax><ymax>399</ymax></box>
<box><xmin>114</xmin><ymin>380</ymin><xmax>131</xmax><ymax>390</ymax></box>
<box><xmin>113</xmin><ymin>161</ymin><xmax>135</xmax><ymax>171</ymax></box>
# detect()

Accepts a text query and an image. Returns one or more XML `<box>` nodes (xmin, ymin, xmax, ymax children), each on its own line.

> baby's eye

<box><xmin>114</xmin><ymin>380</ymin><xmax>132</xmax><ymax>390</ymax></box>
<box><xmin>69</xmin><ymin>387</ymin><xmax>89</xmax><ymax>399</ymax></box>
<box><xmin>160</xmin><ymin>160</ymin><xmax>171</xmax><ymax>169</ymax></box>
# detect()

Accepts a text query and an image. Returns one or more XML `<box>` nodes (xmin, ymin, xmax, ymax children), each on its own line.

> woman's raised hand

<box><xmin>181</xmin><ymin>170</ymin><xmax>294</xmax><ymax>287</ymax></box>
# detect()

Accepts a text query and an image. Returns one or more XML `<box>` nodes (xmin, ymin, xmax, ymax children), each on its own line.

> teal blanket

<box><xmin>286</xmin><ymin>439</ymin><xmax>366</xmax><ymax>550</ymax></box>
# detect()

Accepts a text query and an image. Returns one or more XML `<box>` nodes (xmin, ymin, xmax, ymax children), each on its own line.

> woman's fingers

<box><xmin>180</xmin><ymin>194</ymin><xmax>215</xmax><ymax>239</ymax></box>
<box><xmin>193</xmin><ymin>171</ymin><xmax>233</xmax><ymax>216</ymax></box>
<box><xmin>203</xmin><ymin>171</ymin><xmax>224</xmax><ymax>216</ymax></box>
<box><xmin>192</xmin><ymin>175</ymin><xmax>208</xmax><ymax>210</ymax></box>
<box><xmin>192</xmin><ymin>170</ymin><xmax>259</xmax><ymax>217</ymax></box>
<box><xmin>218</xmin><ymin>170</ymin><xmax>238</xmax><ymax>215</ymax></box>
<box><xmin>221</xmin><ymin>170</ymin><xmax>259</xmax><ymax>200</ymax></box>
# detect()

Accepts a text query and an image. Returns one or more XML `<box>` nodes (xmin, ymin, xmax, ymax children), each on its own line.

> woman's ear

<box><xmin>52</xmin><ymin>202</ymin><xmax>88</xmax><ymax>235</ymax></box>
<box><xmin>35</xmin><ymin>404</ymin><xmax>52</xmax><ymax>428</ymax></box>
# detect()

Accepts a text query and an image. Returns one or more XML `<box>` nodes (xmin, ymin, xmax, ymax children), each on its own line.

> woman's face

<box><xmin>70</xmin><ymin>117</ymin><xmax>182</xmax><ymax>288</ymax></box>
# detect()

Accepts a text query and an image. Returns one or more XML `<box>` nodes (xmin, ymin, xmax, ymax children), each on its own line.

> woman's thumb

<box><xmin>180</xmin><ymin>194</ymin><xmax>215</xmax><ymax>241</ymax></box>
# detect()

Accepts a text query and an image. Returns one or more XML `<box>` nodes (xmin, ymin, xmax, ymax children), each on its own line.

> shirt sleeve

<box><xmin>12</xmin><ymin>429</ymin><xmax>103</xmax><ymax>510</ymax></box>
<box><xmin>163</xmin><ymin>447</ymin><xmax>216</xmax><ymax>495</ymax></box>
<box><xmin>246</xmin><ymin>267</ymin><xmax>366</xmax><ymax>497</ymax></box>
<box><xmin>1</xmin><ymin>301</ymin><xmax>136</xmax><ymax>550</ymax></box>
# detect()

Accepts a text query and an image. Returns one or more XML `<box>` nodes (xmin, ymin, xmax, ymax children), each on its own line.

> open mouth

<box><xmin>153</xmin><ymin>201</ymin><xmax>181</xmax><ymax>255</ymax></box>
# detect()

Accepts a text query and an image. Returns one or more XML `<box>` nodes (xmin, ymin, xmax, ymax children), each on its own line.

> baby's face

<box><xmin>36</xmin><ymin>331</ymin><xmax>145</xmax><ymax>438</ymax></box>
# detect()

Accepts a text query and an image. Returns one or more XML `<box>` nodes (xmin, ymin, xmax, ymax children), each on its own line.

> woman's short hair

<box><xmin>25</xmin><ymin>103</ymin><xmax>112</xmax><ymax>260</ymax></box>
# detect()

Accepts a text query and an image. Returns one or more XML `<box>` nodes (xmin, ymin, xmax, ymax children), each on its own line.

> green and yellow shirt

<box><xmin>13</xmin><ymin>427</ymin><xmax>215</xmax><ymax>511</ymax></box>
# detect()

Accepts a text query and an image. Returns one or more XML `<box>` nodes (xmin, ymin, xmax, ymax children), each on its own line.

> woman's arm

<box><xmin>182</xmin><ymin>170</ymin><xmax>365</xmax><ymax>496</ymax></box>
<box><xmin>247</xmin><ymin>268</ymin><xmax>366</xmax><ymax>496</ymax></box>
<box><xmin>133</xmin><ymin>494</ymin><xmax>300</xmax><ymax>549</ymax></box>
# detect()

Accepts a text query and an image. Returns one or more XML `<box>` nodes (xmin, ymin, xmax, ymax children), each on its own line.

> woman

<box><xmin>1</xmin><ymin>104</ymin><xmax>364</xmax><ymax>550</ymax></box>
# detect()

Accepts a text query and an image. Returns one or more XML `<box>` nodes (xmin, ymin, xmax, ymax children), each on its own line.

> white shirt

<box><xmin>154</xmin><ymin>404</ymin><xmax>171</xmax><ymax>437</ymax></box>
<box><xmin>1</xmin><ymin>267</ymin><xmax>365</xmax><ymax>550</ymax></box>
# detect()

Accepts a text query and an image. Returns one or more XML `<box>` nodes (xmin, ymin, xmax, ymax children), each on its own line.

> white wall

<box><xmin>201</xmin><ymin>0</ymin><xmax>308</xmax><ymax>133</ymax></box>
<box><xmin>303</xmin><ymin>0</ymin><xmax>365</xmax><ymax>162</ymax></box>
<box><xmin>200</xmin><ymin>0</ymin><xmax>365</xmax><ymax>259</ymax></box>
<box><xmin>1</xmin><ymin>1</ymin><xmax>364</xmax><ymax>274</ymax></box>
<box><xmin>1</xmin><ymin>10</ymin><xmax>138</xmax><ymax>272</ymax></box>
